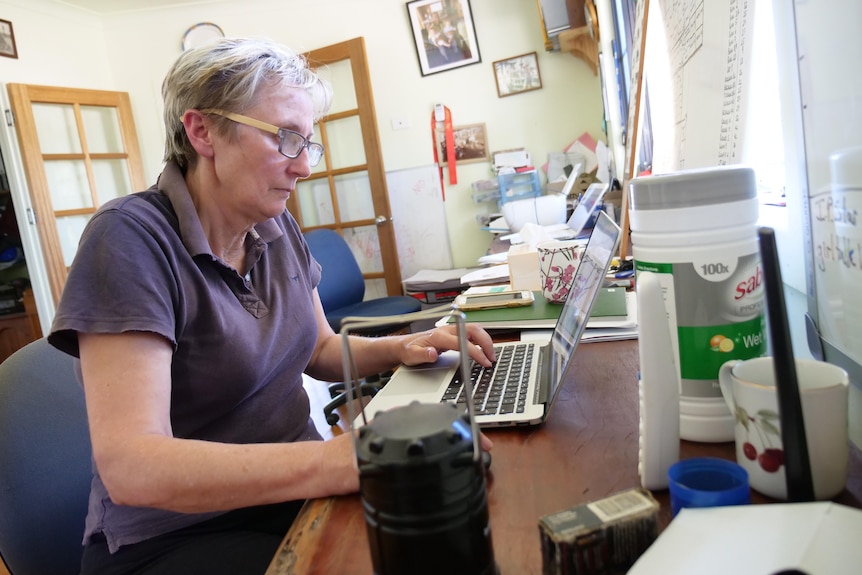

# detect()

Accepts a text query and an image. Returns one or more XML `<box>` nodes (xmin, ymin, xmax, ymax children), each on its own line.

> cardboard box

<box><xmin>507</xmin><ymin>244</ymin><xmax>541</xmax><ymax>291</ymax></box>
<box><xmin>539</xmin><ymin>488</ymin><xmax>659</xmax><ymax>575</ymax></box>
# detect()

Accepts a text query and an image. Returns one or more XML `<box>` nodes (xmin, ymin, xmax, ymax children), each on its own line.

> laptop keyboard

<box><xmin>441</xmin><ymin>343</ymin><xmax>535</xmax><ymax>416</ymax></box>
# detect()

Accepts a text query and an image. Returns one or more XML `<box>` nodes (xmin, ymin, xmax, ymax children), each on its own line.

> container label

<box><xmin>635</xmin><ymin>255</ymin><xmax>767</xmax><ymax>398</ymax></box>
<box><xmin>677</xmin><ymin>316</ymin><xmax>767</xmax><ymax>380</ymax></box>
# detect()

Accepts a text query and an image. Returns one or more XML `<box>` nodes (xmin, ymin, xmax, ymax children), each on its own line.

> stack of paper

<box><xmin>403</xmin><ymin>268</ymin><xmax>476</xmax><ymax>292</ymax></box>
<box><xmin>628</xmin><ymin>502</ymin><xmax>862</xmax><ymax>575</ymax></box>
<box><xmin>460</xmin><ymin>265</ymin><xmax>510</xmax><ymax>287</ymax></box>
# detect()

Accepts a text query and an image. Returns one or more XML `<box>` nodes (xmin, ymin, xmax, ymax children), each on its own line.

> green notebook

<box><xmin>451</xmin><ymin>287</ymin><xmax>628</xmax><ymax>328</ymax></box>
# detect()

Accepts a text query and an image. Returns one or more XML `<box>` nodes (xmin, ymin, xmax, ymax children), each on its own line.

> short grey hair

<box><xmin>161</xmin><ymin>37</ymin><xmax>332</xmax><ymax>169</ymax></box>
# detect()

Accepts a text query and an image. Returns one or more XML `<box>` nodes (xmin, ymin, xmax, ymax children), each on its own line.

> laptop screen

<box><xmin>567</xmin><ymin>182</ymin><xmax>610</xmax><ymax>238</ymax></box>
<box><xmin>548</xmin><ymin>210</ymin><xmax>621</xmax><ymax>398</ymax></box>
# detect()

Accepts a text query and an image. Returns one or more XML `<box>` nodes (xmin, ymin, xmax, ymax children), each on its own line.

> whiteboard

<box><xmin>386</xmin><ymin>165</ymin><xmax>453</xmax><ymax>280</ymax></box>
<box><xmin>795</xmin><ymin>0</ymin><xmax>862</xmax><ymax>375</ymax></box>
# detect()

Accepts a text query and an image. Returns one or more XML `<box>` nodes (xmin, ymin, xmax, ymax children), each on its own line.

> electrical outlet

<box><xmin>390</xmin><ymin>117</ymin><xmax>411</xmax><ymax>130</ymax></box>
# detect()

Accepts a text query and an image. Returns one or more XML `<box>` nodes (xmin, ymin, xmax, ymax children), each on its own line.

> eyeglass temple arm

<box><xmin>200</xmin><ymin>108</ymin><xmax>280</xmax><ymax>136</ymax></box>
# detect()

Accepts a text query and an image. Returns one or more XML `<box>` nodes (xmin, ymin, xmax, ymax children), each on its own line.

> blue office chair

<box><xmin>0</xmin><ymin>338</ymin><xmax>91</xmax><ymax>575</ymax></box>
<box><xmin>304</xmin><ymin>228</ymin><xmax>421</xmax><ymax>334</ymax></box>
<box><xmin>304</xmin><ymin>228</ymin><xmax>421</xmax><ymax>424</ymax></box>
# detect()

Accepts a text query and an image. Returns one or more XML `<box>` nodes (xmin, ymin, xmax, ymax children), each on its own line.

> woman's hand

<box><xmin>398</xmin><ymin>323</ymin><xmax>496</xmax><ymax>368</ymax></box>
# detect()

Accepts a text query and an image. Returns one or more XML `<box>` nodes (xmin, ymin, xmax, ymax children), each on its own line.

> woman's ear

<box><xmin>181</xmin><ymin>109</ymin><xmax>215</xmax><ymax>159</ymax></box>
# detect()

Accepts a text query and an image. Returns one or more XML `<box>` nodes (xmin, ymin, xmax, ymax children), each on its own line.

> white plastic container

<box><xmin>630</xmin><ymin>166</ymin><xmax>768</xmax><ymax>442</ymax></box>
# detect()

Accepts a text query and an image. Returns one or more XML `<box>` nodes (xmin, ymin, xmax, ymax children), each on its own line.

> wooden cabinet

<box><xmin>0</xmin><ymin>312</ymin><xmax>37</xmax><ymax>363</ymax></box>
<box><xmin>0</xmin><ymin>288</ymin><xmax>41</xmax><ymax>363</ymax></box>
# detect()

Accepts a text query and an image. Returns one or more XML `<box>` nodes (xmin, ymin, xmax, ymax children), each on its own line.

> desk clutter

<box><xmin>471</xmin><ymin>132</ymin><xmax>616</xmax><ymax>236</ymax></box>
<box><xmin>379</xmin><ymin>162</ymin><xmax>857</xmax><ymax>574</ymax></box>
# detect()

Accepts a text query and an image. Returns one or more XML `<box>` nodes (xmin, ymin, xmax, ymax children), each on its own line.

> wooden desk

<box><xmin>267</xmin><ymin>340</ymin><xmax>862</xmax><ymax>574</ymax></box>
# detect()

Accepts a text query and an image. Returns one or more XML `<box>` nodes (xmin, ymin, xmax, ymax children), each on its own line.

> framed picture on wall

<box><xmin>0</xmin><ymin>19</ymin><xmax>18</xmax><ymax>59</ymax></box>
<box><xmin>435</xmin><ymin>123</ymin><xmax>488</xmax><ymax>166</ymax></box>
<box><xmin>493</xmin><ymin>52</ymin><xmax>542</xmax><ymax>98</ymax></box>
<box><xmin>406</xmin><ymin>0</ymin><xmax>481</xmax><ymax>76</ymax></box>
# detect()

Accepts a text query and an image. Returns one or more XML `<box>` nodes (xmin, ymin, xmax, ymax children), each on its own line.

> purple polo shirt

<box><xmin>48</xmin><ymin>161</ymin><xmax>323</xmax><ymax>553</ymax></box>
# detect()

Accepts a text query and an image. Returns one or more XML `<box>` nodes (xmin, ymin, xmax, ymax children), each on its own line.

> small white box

<box><xmin>507</xmin><ymin>244</ymin><xmax>541</xmax><ymax>291</ymax></box>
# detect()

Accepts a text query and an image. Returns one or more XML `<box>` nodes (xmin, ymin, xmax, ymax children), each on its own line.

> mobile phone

<box><xmin>453</xmin><ymin>290</ymin><xmax>535</xmax><ymax>311</ymax></box>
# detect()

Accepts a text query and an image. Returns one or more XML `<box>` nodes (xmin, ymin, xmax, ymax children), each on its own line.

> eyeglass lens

<box><xmin>279</xmin><ymin>130</ymin><xmax>324</xmax><ymax>166</ymax></box>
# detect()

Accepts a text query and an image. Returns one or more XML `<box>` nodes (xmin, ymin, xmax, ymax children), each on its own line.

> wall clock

<box><xmin>585</xmin><ymin>1</ymin><xmax>599</xmax><ymax>42</ymax></box>
<box><xmin>181</xmin><ymin>22</ymin><xmax>224</xmax><ymax>51</ymax></box>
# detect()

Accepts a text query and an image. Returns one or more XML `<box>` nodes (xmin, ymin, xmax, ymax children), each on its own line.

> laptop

<box><xmin>566</xmin><ymin>181</ymin><xmax>610</xmax><ymax>239</ymax></box>
<box><xmin>356</xmin><ymin>210</ymin><xmax>621</xmax><ymax>428</ymax></box>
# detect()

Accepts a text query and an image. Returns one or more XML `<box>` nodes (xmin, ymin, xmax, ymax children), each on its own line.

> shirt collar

<box><xmin>156</xmin><ymin>160</ymin><xmax>284</xmax><ymax>258</ymax></box>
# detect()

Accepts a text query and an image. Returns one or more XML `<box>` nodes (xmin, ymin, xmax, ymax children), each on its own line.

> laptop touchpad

<box><xmin>385</xmin><ymin>353</ymin><xmax>459</xmax><ymax>396</ymax></box>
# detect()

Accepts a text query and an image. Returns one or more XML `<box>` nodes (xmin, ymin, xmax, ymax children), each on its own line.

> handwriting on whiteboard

<box><xmin>812</xmin><ymin>191</ymin><xmax>860</xmax><ymax>272</ymax></box>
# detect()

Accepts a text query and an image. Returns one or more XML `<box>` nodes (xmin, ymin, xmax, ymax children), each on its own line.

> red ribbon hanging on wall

<box><xmin>431</xmin><ymin>106</ymin><xmax>457</xmax><ymax>198</ymax></box>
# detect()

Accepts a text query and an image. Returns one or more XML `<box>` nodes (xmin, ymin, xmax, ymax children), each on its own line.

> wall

<box><xmin>0</xmin><ymin>1</ymin><xmax>113</xmax><ymax>87</ymax></box>
<box><xmin>2</xmin><ymin>0</ymin><xmax>603</xmax><ymax>272</ymax></box>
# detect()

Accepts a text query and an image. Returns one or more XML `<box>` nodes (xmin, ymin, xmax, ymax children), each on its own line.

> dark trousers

<box><xmin>80</xmin><ymin>500</ymin><xmax>305</xmax><ymax>575</ymax></box>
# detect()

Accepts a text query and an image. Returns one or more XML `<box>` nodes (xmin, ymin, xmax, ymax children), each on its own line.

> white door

<box><xmin>0</xmin><ymin>85</ymin><xmax>53</xmax><ymax>335</ymax></box>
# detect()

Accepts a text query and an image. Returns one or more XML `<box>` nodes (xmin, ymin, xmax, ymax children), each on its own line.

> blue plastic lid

<box><xmin>668</xmin><ymin>457</ymin><xmax>750</xmax><ymax>517</ymax></box>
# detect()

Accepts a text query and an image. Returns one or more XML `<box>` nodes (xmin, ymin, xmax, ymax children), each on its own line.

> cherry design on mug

<box><xmin>733</xmin><ymin>405</ymin><xmax>785</xmax><ymax>473</ymax></box>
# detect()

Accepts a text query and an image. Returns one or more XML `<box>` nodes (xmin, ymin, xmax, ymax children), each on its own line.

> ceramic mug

<box><xmin>537</xmin><ymin>240</ymin><xmax>583</xmax><ymax>303</ymax></box>
<box><xmin>718</xmin><ymin>357</ymin><xmax>849</xmax><ymax>500</ymax></box>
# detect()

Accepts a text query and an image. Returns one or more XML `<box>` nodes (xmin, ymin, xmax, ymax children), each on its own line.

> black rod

<box><xmin>758</xmin><ymin>226</ymin><xmax>814</xmax><ymax>502</ymax></box>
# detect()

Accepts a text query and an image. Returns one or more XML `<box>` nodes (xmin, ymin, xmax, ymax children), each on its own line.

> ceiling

<box><xmin>56</xmin><ymin>0</ymin><xmax>228</xmax><ymax>14</ymax></box>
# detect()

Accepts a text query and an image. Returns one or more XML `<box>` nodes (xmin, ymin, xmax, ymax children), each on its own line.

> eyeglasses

<box><xmin>201</xmin><ymin>109</ymin><xmax>325</xmax><ymax>167</ymax></box>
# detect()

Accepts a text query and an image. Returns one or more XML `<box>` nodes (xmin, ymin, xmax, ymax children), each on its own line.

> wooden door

<box><xmin>291</xmin><ymin>37</ymin><xmax>403</xmax><ymax>297</ymax></box>
<box><xmin>7</xmin><ymin>84</ymin><xmax>146</xmax><ymax>306</ymax></box>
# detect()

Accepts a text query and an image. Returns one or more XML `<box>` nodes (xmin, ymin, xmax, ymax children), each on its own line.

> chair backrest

<box><xmin>0</xmin><ymin>338</ymin><xmax>91</xmax><ymax>575</ymax></box>
<box><xmin>304</xmin><ymin>229</ymin><xmax>366</xmax><ymax>312</ymax></box>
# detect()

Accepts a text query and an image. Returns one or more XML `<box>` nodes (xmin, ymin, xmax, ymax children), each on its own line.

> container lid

<box><xmin>629</xmin><ymin>165</ymin><xmax>757</xmax><ymax>210</ymax></box>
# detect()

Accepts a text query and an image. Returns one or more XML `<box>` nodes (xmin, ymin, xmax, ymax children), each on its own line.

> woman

<box><xmin>48</xmin><ymin>37</ymin><xmax>495</xmax><ymax>574</ymax></box>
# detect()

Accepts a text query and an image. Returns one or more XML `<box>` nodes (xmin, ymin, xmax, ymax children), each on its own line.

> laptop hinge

<box><xmin>535</xmin><ymin>344</ymin><xmax>552</xmax><ymax>405</ymax></box>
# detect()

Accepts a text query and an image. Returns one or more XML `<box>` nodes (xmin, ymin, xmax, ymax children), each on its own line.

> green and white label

<box><xmin>636</xmin><ymin>254</ymin><xmax>767</xmax><ymax>398</ymax></box>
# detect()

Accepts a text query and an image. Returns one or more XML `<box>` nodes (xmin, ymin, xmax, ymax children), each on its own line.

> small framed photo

<box><xmin>493</xmin><ymin>52</ymin><xmax>542</xmax><ymax>98</ymax></box>
<box><xmin>0</xmin><ymin>19</ymin><xmax>17</xmax><ymax>59</ymax></box>
<box><xmin>406</xmin><ymin>0</ymin><xmax>481</xmax><ymax>77</ymax></box>
<box><xmin>436</xmin><ymin>123</ymin><xmax>488</xmax><ymax>166</ymax></box>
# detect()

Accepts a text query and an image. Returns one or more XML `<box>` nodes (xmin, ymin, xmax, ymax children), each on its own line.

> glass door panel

<box><xmin>322</xmin><ymin>59</ymin><xmax>357</xmax><ymax>114</ymax></box>
<box><xmin>296</xmin><ymin>179</ymin><xmax>336</xmax><ymax>227</ymax></box>
<box><xmin>32</xmin><ymin>104</ymin><xmax>81</xmax><ymax>154</ymax></box>
<box><xmin>80</xmin><ymin>105</ymin><xmax>123</xmax><ymax>153</ymax></box>
<box><xmin>364</xmin><ymin>279</ymin><xmax>388</xmax><ymax>300</ymax></box>
<box><xmin>325</xmin><ymin>116</ymin><xmax>366</xmax><ymax>170</ymax></box>
<box><xmin>43</xmin><ymin>160</ymin><xmax>91</xmax><ymax>211</ymax></box>
<box><xmin>343</xmin><ymin>225</ymin><xmax>384</xmax><ymax>274</ymax></box>
<box><xmin>56</xmin><ymin>215</ymin><xmax>90</xmax><ymax>267</ymax></box>
<box><xmin>92</xmin><ymin>159</ymin><xmax>133</xmax><ymax>202</ymax></box>
<box><xmin>334</xmin><ymin>171</ymin><xmax>374</xmax><ymax>221</ymax></box>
